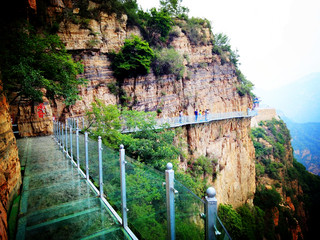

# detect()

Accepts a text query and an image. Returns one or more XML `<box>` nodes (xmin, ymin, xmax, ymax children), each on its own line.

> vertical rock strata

<box><xmin>177</xmin><ymin>118</ymin><xmax>255</xmax><ymax>207</ymax></box>
<box><xmin>0</xmin><ymin>80</ymin><xmax>21</xmax><ymax>240</ymax></box>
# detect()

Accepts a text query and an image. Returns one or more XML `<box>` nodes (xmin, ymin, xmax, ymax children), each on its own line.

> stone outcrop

<box><xmin>0</xmin><ymin>79</ymin><xmax>21</xmax><ymax>240</ymax></box>
<box><xmin>177</xmin><ymin>118</ymin><xmax>255</xmax><ymax>207</ymax></box>
<box><xmin>251</xmin><ymin>108</ymin><xmax>279</xmax><ymax>127</ymax></box>
<box><xmin>15</xmin><ymin>95</ymin><xmax>53</xmax><ymax>137</ymax></box>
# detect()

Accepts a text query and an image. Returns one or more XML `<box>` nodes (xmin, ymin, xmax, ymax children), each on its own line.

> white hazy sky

<box><xmin>136</xmin><ymin>0</ymin><xmax>320</xmax><ymax>90</ymax></box>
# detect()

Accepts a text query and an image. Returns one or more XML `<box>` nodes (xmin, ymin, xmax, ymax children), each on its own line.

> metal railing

<box><xmin>53</xmin><ymin>120</ymin><xmax>232</xmax><ymax>240</ymax></box>
<box><xmin>123</xmin><ymin>110</ymin><xmax>257</xmax><ymax>133</ymax></box>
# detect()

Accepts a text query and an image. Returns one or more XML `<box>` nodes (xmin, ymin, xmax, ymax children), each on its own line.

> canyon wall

<box><xmin>178</xmin><ymin>118</ymin><xmax>255</xmax><ymax>207</ymax></box>
<box><xmin>0</xmin><ymin>79</ymin><xmax>21</xmax><ymax>240</ymax></box>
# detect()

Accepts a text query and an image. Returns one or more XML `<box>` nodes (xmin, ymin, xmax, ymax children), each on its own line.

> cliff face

<box><xmin>252</xmin><ymin>118</ymin><xmax>307</xmax><ymax>239</ymax></box>
<box><xmin>0</xmin><ymin>79</ymin><xmax>21</xmax><ymax>240</ymax></box>
<box><xmin>13</xmin><ymin>1</ymin><xmax>254</xmax><ymax>207</ymax></box>
<box><xmin>53</xmin><ymin>11</ymin><xmax>254</xmax><ymax>206</ymax></box>
<box><xmin>54</xmin><ymin>13</ymin><xmax>251</xmax><ymax>118</ymax></box>
<box><xmin>177</xmin><ymin>118</ymin><xmax>255</xmax><ymax>207</ymax></box>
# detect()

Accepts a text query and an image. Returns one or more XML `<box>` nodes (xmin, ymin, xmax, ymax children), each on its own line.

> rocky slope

<box><xmin>176</xmin><ymin>118</ymin><xmax>255</xmax><ymax>207</ymax></box>
<box><xmin>0</xmin><ymin>79</ymin><xmax>21</xmax><ymax>240</ymax></box>
<box><xmin>252</xmin><ymin>118</ymin><xmax>307</xmax><ymax>239</ymax></box>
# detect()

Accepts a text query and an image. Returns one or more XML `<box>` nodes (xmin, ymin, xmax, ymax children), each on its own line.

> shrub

<box><xmin>178</xmin><ymin>17</ymin><xmax>211</xmax><ymax>45</ymax></box>
<box><xmin>255</xmin><ymin>163</ymin><xmax>265</xmax><ymax>177</ymax></box>
<box><xmin>137</xmin><ymin>8</ymin><xmax>173</xmax><ymax>45</ymax></box>
<box><xmin>152</xmin><ymin>48</ymin><xmax>185</xmax><ymax>79</ymax></box>
<box><xmin>86</xmin><ymin>38</ymin><xmax>100</xmax><ymax>48</ymax></box>
<box><xmin>254</xmin><ymin>186</ymin><xmax>281</xmax><ymax>210</ymax></box>
<box><xmin>110</xmin><ymin>35</ymin><xmax>154</xmax><ymax>80</ymax></box>
<box><xmin>107</xmin><ymin>82</ymin><xmax>119</xmax><ymax>95</ymax></box>
<box><xmin>218</xmin><ymin>204</ymin><xmax>244</xmax><ymax>240</ymax></box>
<box><xmin>0</xmin><ymin>25</ymin><xmax>86</xmax><ymax>106</ymax></box>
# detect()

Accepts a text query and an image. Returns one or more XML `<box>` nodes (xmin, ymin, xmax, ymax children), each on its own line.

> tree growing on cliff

<box><xmin>110</xmin><ymin>35</ymin><xmax>154</xmax><ymax>80</ymax></box>
<box><xmin>0</xmin><ymin>24</ymin><xmax>87</xmax><ymax>106</ymax></box>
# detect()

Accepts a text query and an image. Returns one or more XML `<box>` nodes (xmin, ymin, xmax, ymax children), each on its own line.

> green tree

<box><xmin>218</xmin><ymin>204</ymin><xmax>244</xmax><ymax>240</ymax></box>
<box><xmin>111</xmin><ymin>35</ymin><xmax>154</xmax><ymax>80</ymax></box>
<box><xmin>0</xmin><ymin>24</ymin><xmax>86</xmax><ymax>106</ymax></box>
<box><xmin>152</xmin><ymin>48</ymin><xmax>185</xmax><ymax>79</ymax></box>
<box><xmin>160</xmin><ymin>0</ymin><xmax>189</xmax><ymax>17</ymax></box>
<box><xmin>86</xmin><ymin>100</ymin><xmax>122</xmax><ymax>148</ymax></box>
<box><xmin>138</xmin><ymin>8</ymin><xmax>173</xmax><ymax>45</ymax></box>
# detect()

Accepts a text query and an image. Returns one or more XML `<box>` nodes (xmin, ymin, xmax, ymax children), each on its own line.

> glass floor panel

<box><xmin>16</xmin><ymin>136</ymin><xmax>130</xmax><ymax>240</ymax></box>
<box><xmin>83</xmin><ymin>228</ymin><xmax>130</xmax><ymax>240</ymax></box>
<box><xmin>24</xmin><ymin>168</ymin><xmax>82</xmax><ymax>191</ymax></box>
<box><xmin>20</xmin><ymin>206</ymin><xmax>119</xmax><ymax>240</ymax></box>
<box><xmin>20</xmin><ymin>179</ymin><xmax>97</xmax><ymax>214</ymax></box>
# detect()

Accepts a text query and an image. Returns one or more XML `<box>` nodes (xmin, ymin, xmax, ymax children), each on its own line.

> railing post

<box><xmin>57</xmin><ymin>121</ymin><xmax>59</xmax><ymax>141</ymax></box>
<box><xmin>54</xmin><ymin>121</ymin><xmax>56</xmax><ymax>138</ymax></box>
<box><xmin>76</xmin><ymin>127</ymin><xmax>80</xmax><ymax>168</ymax></box>
<box><xmin>120</xmin><ymin>144</ymin><xmax>128</xmax><ymax>228</ymax></box>
<box><xmin>62</xmin><ymin>123</ymin><xmax>64</xmax><ymax>151</ymax></box>
<box><xmin>165</xmin><ymin>162</ymin><xmax>175</xmax><ymax>240</ymax></box>
<box><xmin>65</xmin><ymin>122</ymin><xmax>68</xmax><ymax>155</ymax></box>
<box><xmin>205</xmin><ymin>187</ymin><xmax>217</xmax><ymax>240</ymax></box>
<box><xmin>85</xmin><ymin>131</ymin><xmax>89</xmax><ymax>181</ymax></box>
<box><xmin>98</xmin><ymin>136</ymin><xmax>104</xmax><ymax>198</ymax></box>
<box><xmin>70</xmin><ymin>126</ymin><xmax>73</xmax><ymax>160</ymax></box>
<box><xmin>82</xmin><ymin>117</ymin><xmax>85</xmax><ymax>129</ymax></box>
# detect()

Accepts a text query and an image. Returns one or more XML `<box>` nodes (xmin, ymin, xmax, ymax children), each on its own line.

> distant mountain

<box><xmin>255</xmin><ymin>73</ymin><xmax>320</xmax><ymax>123</ymax></box>
<box><xmin>282</xmin><ymin>116</ymin><xmax>320</xmax><ymax>176</ymax></box>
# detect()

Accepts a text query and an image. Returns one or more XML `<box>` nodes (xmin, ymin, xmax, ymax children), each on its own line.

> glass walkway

<box><xmin>16</xmin><ymin>136</ymin><xmax>130</xmax><ymax>240</ymax></box>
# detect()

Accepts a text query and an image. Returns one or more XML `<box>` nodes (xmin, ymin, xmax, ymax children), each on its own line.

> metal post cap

<box><xmin>206</xmin><ymin>187</ymin><xmax>216</xmax><ymax>198</ymax></box>
<box><xmin>120</xmin><ymin>144</ymin><xmax>124</xmax><ymax>149</ymax></box>
<box><xmin>166</xmin><ymin>162</ymin><xmax>173</xmax><ymax>170</ymax></box>
<box><xmin>98</xmin><ymin>136</ymin><xmax>101</xmax><ymax>140</ymax></box>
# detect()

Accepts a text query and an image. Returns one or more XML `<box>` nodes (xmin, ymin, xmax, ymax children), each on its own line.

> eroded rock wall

<box><xmin>0</xmin><ymin>80</ymin><xmax>21</xmax><ymax>240</ymax></box>
<box><xmin>56</xmin><ymin>14</ymin><xmax>251</xmax><ymax>118</ymax></box>
<box><xmin>177</xmin><ymin>118</ymin><xmax>255</xmax><ymax>207</ymax></box>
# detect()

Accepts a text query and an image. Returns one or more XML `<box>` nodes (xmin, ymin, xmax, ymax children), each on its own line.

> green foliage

<box><xmin>0</xmin><ymin>24</ymin><xmax>86</xmax><ymax>105</ymax></box>
<box><xmin>86</xmin><ymin>100</ymin><xmax>122</xmax><ymax>148</ymax></box>
<box><xmin>121</xmin><ymin>108</ymin><xmax>157</xmax><ymax>131</ymax></box>
<box><xmin>235</xmin><ymin>69</ymin><xmax>254</xmax><ymax>97</ymax></box>
<box><xmin>107</xmin><ymin>82</ymin><xmax>119</xmax><ymax>95</ymax></box>
<box><xmin>122</xmin><ymin>128</ymin><xmax>180</xmax><ymax>170</ymax></box>
<box><xmin>237</xmin><ymin>204</ymin><xmax>265</xmax><ymax>240</ymax></box>
<box><xmin>212</xmin><ymin>33</ymin><xmax>238</xmax><ymax>66</ymax></box>
<box><xmin>138</xmin><ymin>8</ymin><xmax>173</xmax><ymax>45</ymax></box>
<box><xmin>177</xmin><ymin>17</ymin><xmax>211</xmax><ymax>45</ymax></box>
<box><xmin>86</xmin><ymin>38</ymin><xmax>100</xmax><ymax>48</ymax></box>
<box><xmin>255</xmin><ymin>163</ymin><xmax>265</xmax><ymax>177</ymax></box>
<box><xmin>219</xmin><ymin>204</ymin><xmax>265</xmax><ymax>240</ymax></box>
<box><xmin>160</xmin><ymin>0</ymin><xmax>189</xmax><ymax>17</ymax></box>
<box><xmin>218</xmin><ymin>204</ymin><xmax>243</xmax><ymax>240</ymax></box>
<box><xmin>152</xmin><ymin>48</ymin><xmax>185</xmax><ymax>79</ymax></box>
<box><xmin>251</xmin><ymin>119</ymin><xmax>290</xmax><ymax>162</ymax></box>
<box><xmin>189</xmin><ymin>156</ymin><xmax>215</xmax><ymax>177</ymax></box>
<box><xmin>86</xmin><ymin>102</ymin><xmax>180</xmax><ymax>171</ymax></box>
<box><xmin>254</xmin><ymin>186</ymin><xmax>281</xmax><ymax>210</ymax></box>
<box><xmin>110</xmin><ymin>35</ymin><xmax>154</xmax><ymax>80</ymax></box>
